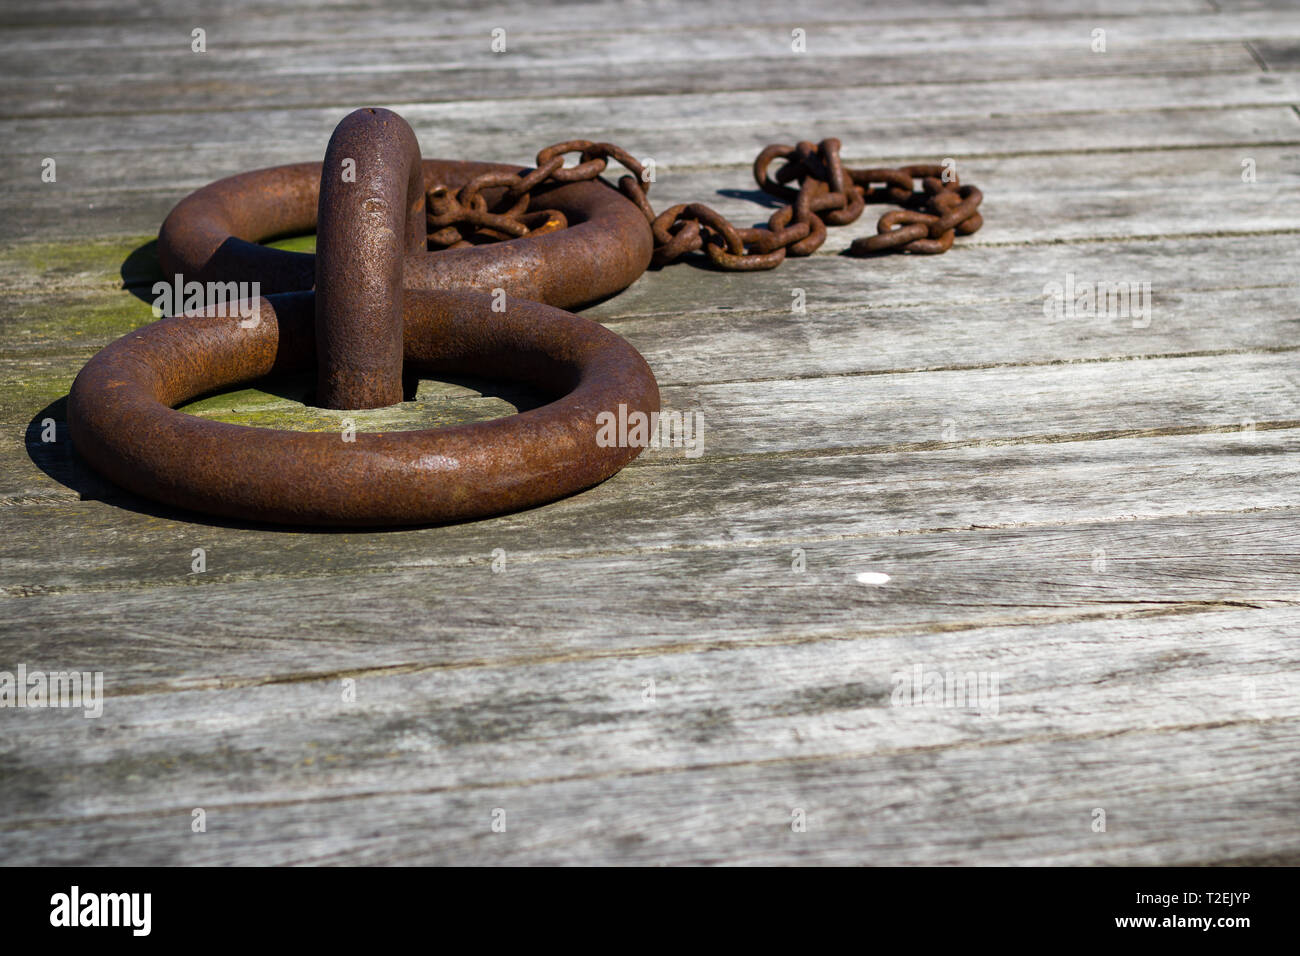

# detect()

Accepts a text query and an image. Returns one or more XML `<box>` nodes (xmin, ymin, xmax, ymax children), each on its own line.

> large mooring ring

<box><xmin>67</xmin><ymin>289</ymin><xmax>660</xmax><ymax>527</ymax></box>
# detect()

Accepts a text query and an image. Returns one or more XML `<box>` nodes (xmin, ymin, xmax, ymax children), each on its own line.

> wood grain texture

<box><xmin>2</xmin><ymin>607</ymin><xmax>1298</xmax><ymax>865</ymax></box>
<box><xmin>7</xmin><ymin>107</ymin><xmax>1299</xmax><ymax>241</ymax></box>
<box><xmin>0</xmin><ymin>43</ymin><xmax>1260</xmax><ymax>121</ymax></box>
<box><xmin>1</xmin><ymin>506</ymin><xmax>1297</xmax><ymax>690</ymax></box>
<box><xmin>0</xmin><ymin>0</ymin><xmax>1297</xmax><ymax>866</ymax></box>
<box><xmin>8</xmin><ymin>74</ymin><xmax>1300</xmax><ymax>161</ymax></box>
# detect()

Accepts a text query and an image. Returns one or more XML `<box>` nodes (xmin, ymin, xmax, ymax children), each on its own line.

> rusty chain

<box><xmin>425</xmin><ymin>137</ymin><xmax>983</xmax><ymax>271</ymax></box>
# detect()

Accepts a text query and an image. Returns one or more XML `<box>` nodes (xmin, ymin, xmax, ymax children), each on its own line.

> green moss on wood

<box><xmin>0</xmin><ymin>235</ymin><xmax>319</xmax><ymax>354</ymax></box>
<box><xmin>0</xmin><ymin>235</ymin><xmax>540</xmax><ymax>434</ymax></box>
<box><xmin>265</xmin><ymin>234</ymin><xmax>317</xmax><ymax>253</ymax></box>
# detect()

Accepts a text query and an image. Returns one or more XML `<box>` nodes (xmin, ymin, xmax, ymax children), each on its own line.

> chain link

<box><xmin>424</xmin><ymin>138</ymin><xmax>983</xmax><ymax>270</ymax></box>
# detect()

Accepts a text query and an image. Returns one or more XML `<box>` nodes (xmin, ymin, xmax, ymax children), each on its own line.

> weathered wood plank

<box><xmin>15</xmin><ymin>142</ymin><xmax>1300</xmax><ymax>224</ymax></box>
<box><xmin>5</xmin><ymin>603</ymin><xmax>1299</xmax><ymax>819</ymax></box>
<box><xmin>1</xmin><ymin>737</ymin><xmax>1293</xmax><ymax>864</ymax></box>
<box><xmin>616</xmin><ymin>286</ymin><xmax>1300</xmax><ymax>384</ymax></box>
<box><xmin>0</xmin><ymin>42</ymin><xmax>1258</xmax><ymax>118</ymax></box>
<box><xmin>4</xmin><ymin>272</ymin><xmax>1300</xmax><ymax>405</ymax></box>
<box><xmin>7</xmin><ymin>75</ymin><xmax>1299</xmax><ymax>163</ymax></box>
<box><xmin>607</xmin><ymin>169</ymin><xmax>1300</xmax><ymax>250</ymax></box>
<box><xmin>2</xmin><ymin>666</ymin><xmax>1295</xmax><ymax>864</ymax></box>
<box><xmin>0</xmin><ymin>1</ymin><xmax>1223</xmax><ymax>51</ymax></box>
<box><xmin>5</xmin><ymin>107</ymin><xmax>1296</xmax><ymax>242</ymax></box>
<box><xmin>5</xmin><ymin>183</ymin><xmax>1297</xmax><ymax>271</ymax></box>
<box><xmin>6</xmin><ymin>228</ymin><xmax>1299</xmax><ymax>342</ymax></box>
<box><xmin>2</xmin><ymin>427</ymin><xmax>1297</xmax><ymax>596</ymax></box>
<box><xmin>7</xmin><ymin>107</ymin><xmax>1292</xmax><ymax>203</ymax></box>
<box><xmin>5</xmin><ymin>606</ymin><xmax>1294</xmax><ymax>868</ymax></box>
<box><xmin>2</xmin><ymin>507</ymin><xmax>1297</xmax><ymax>689</ymax></box>
<box><xmin>10</xmin><ymin>140</ymin><xmax>1300</xmax><ymax>246</ymax></box>
<box><xmin>6</xmin><ymin>253</ymin><xmax>1299</xmax><ymax>415</ymax></box>
<box><xmin>588</xmin><ymin>231</ymin><xmax>1300</xmax><ymax>323</ymax></box>
<box><xmin>6</xmin><ymin>343</ymin><xmax>1298</xmax><ymax>461</ymax></box>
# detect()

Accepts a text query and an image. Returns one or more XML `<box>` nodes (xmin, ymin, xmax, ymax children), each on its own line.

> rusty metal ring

<box><xmin>850</xmin><ymin>168</ymin><xmax>914</xmax><ymax>205</ymax></box>
<box><xmin>157</xmin><ymin>160</ymin><xmax>651</xmax><ymax>311</ymax></box>
<box><xmin>752</xmin><ymin>144</ymin><xmax>800</xmax><ymax>201</ymax></box>
<box><xmin>787</xmin><ymin>211</ymin><xmax>827</xmax><ymax>257</ymax></box>
<box><xmin>67</xmin><ymin>290</ymin><xmax>660</xmax><ymax>527</ymax></box>
<box><xmin>849</xmin><ymin>210</ymin><xmax>934</xmax><ymax>255</ymax></box>
<box><xmin>927</xmin><ymin>184</ymin><xmax>983</xmax><ymax>236</ymax></box>
<box><xmin>534</xmin><ymin>140</ymin><xmax>607</xmax><ymax>182</ymax></box>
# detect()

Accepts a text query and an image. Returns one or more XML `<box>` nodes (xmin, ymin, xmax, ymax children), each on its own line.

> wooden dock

<box><xmin>2</xmin><ymin>0</ymin><xmax>1298</xmax><ymax>865</ymax></box>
